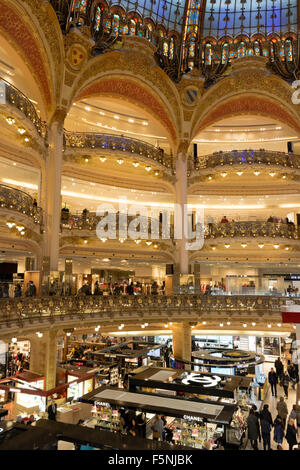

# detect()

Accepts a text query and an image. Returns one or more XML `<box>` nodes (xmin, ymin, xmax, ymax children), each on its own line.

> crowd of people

<box><xmin>247</xmin><ymin>401</ymin><xmax>300</xmax><ymax>451</ymax></box>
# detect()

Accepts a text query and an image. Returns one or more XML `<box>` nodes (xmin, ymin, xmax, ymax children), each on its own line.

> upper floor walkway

<box><xmin>0</xmin><ymin>294</ymin><xmax>295</xmax><ymax>339</ymax></box>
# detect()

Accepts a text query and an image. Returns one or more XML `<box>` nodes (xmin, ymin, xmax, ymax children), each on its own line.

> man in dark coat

<box><xmin>268</xmin><ymin>367</ymin><xmax>278</xmax><ymax>397</ymax></box>
<box><xmin>247</xmin><ymin>408</ymin><xmax>261</xmax><ymax>450</ymax></box>
<box><xmin>260</xmin><ymin>404</ymin><xmax>273</xmax><ymax>450</ymax></box>
<box><xmin>47</xmin><ymin>398</ymin><xmax>57</xmax><ymax>421</ymax></box>
<box><xmin>275</xmin><ymin>357</ymin><xmax>284</xmax><ymax>380</ymax></box>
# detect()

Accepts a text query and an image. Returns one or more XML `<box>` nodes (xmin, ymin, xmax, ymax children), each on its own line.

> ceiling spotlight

<box><xmin>145</xmin><ymin>166</ymin><xmax>151</xmax><ymax>172</ymax></box>
<box><xmin>144</xmin><ymin>323</ymin><xmax>149</xmax><ymax>327</ymax></box>
<box><xmin>267</xmin><ymin>324</ymin><xmax>272</xmax><ymax>328</ymax></box>
<box><xmin>99</xmin><ymin>157</ymin><xmax>106</xmax><ymax>162</ymax></box>
<box><xmin>227</xmin><ymin>321</ymin><xmax>231</xmax><ymax>325</ymax></box>
<box><xmin>117</xmin><ymin>159</ymin><xmax>124</xmax><ymax>165</ymax></box>
<box><xmin>6</xmin><ymin>222</ymin><xmax>15</xmax><ymax>228</ymax></box>
<box><xmin>20</xmin><ymin>231</ymin><xmax>25</xmax><ymax>235</ymax></box>
<box><xmin>243</xmin><ymin>323</ymin><xmax>247</xmax><ymax>327</ymax></box>
<box><xmin>236</xmin><ymin>171</ymin><xmax>243</xmax><ymax>176</ymax></box>
<box><xmin>221</xmin><ymin>172</ymin><xmax>227</xmax><ymax>177</ymax></box>
<box><xmin>16</xmin><ymin>226</ymin><xmax>24</xmax><ymax>232</ymax></box>
<box><xmin>208</xmin><ymin>176</ymin><xmax>212</xmax><ymax>181</ymax></box>
<box><xmin>102</xmin><ymin>258</ymin><xmax>110</xmax><ymax>262</ymax></box>
<box><xmin>273</xmin><ymin>244</ymin><xmax>279</xmax><ymax>249</ymax></box>
<box><xmin>18</xmin><ymin>128</ymin><xmax>26</xmax><ymax>135</ymax></box>
<box><xmin>241</xmin><ymin>243</ymin><xmax>247</xmax><ymax>248</ymax></box>
<box><xmin>269</xmin><ymin>172</ymin><xmax>276</xmax><ymax>177</ymax></box>
<box><xmin>254</xmin><ymin>171</ymin><xmax>260</xmax><ymax>176</ymax></box>
<box><xmin>85</xmin><ymin>106</ymin><xmax>91</xmax><ymax>111</ymax></box>
<box><xmin>285</xmin><ymin>246</ymin><xmax>290</xmax><ymax>251</ymax></box>
<box><xmin>258</xmin><ymin>244</ymin><xmax>264</xmax><ymax>248</ymax></box>
<box><xmin>128</xmin><ymin>118</ymin><xmax>134</xmax><ymax>123</ymax></box>
<box><xmin>282</xmin><ymin>175</ymin><xmax>286</xmax><ymax>179</ymax></box>
<box><xmin>212</xmin><ymin>246</ymin><xmax>216</xmax><ymax>250</ymax></box>
<box><xmin>100</xmin><ymin>238</ymin><xmax>107</xmax><ymax>243</ymax></box>
<box><xmin>24</xmin><ymin>137</ymin><xmax>29</xmax><ymax>142</ymax></box>
<box><xmin>142</xmin><ymin>121</ymin><xmax>148</xmax><ymax>126</ymax></box>
<box><xmin>224</xmin><ymin>244</ymin><xmax>230</xmax><ymax>248</ymax></box>
<box><xmin>153</xmin><ymin>244</ymin><xmax>158</xmax><ymax>248</ymax></box>
<box><xmin>11</xmin><ymin>337</ymin><xmax>17</xmax><ymax>343</ymax></box>
<box><xmin>114</xmin><ymin>115</ymin><xmax>119</xmax><ymax>119</ymax></box>
<box><xmin>164</xmin><ymin>324</ymin><xmax>168</xmax><ymax>328</ymax></box>
<box><xmin>119</xmin><ymin>238</ymin><xmax>125</xmax><ymax>243</ymax></box>
<box><xmin>277</xmin><ymin>323</ymin><xmax>281</xmax><ymax>327</ymax></box>
<box><xmin>83</xmin><ymin>239</ymin><xmax>88</xmax><ymax>244</ymax></box>
<box><xmin>202</xmin><ymin>321</ymin><xmax>207</xmax><ymax>325</ymax></box>
<box><xmin>6</xmin><ymin>117</ymin><xmax>15</xmax><ymax>125</ymax></box>
<box><xmin>141</xmin><ymin>325</ymin><xmax>145</xmax><ymax>328</ymax></box>
<box><xmin>219</xmin><ymin>323</ymin><xmax>224</xmax><ymax>327</ymax></box>
<box><xmin>132</xmin><ymin>162</ymin><xmax>139</xmax><ymax>167</ymax></box>
<box><xmin>66</xmin><ymin>332</ymin><xmax>71</xmax><ymax>336</ymax></box>
<box><xmin>135</xmin><ymin>240</ymin><xmax>141</xmax><ymax>244</ymax></box>
<box><xmin>37</xmin><ymin>332</ymin><xmax>43</xmax><ymax>338</ymax></box>
<box><xmin>85</xmin><ymin>158</ymin><xmax>89</xmax><ymax>162</ymax></box>
<box><xmin>146</xmin><ymin>241</ymin><xmax>152</xmax><ymax>246</ymax></box>
<box><xmin>154</xmin><ymin>171</ymin><xmax>159</xmax><ymax>176</ymax></box>
<box><xmin>252</xmin><ymin>322</ymin><xmax>256</xmax><ymax>326</ymax></box>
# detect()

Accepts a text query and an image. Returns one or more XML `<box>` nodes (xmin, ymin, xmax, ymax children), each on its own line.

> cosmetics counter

<box><xmin>79</xmin><ymin>385</ymin><xmax>240</xmax><ymax>449</ymax></box>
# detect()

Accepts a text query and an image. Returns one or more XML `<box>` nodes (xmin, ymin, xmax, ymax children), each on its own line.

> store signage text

<box><xmin>94</xmin><ymin>401</ymin><xmax>111</xmax><ymax>407</ymax></box>
<box><xmin>183</xmin><ymin>415</ymin><xmax>203</xmax><ymax>423</ymax></box>
<box><xmin>182</xmin><ymin>373</ymin><xmax>222</xmax><ymax>388</ymax></box>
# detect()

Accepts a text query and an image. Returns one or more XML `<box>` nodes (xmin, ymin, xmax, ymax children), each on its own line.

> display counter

<box><xmin>79</xmin><ymin>385</ymin><xmax>239</xmax><ymax>448</ymax></box>
<box><xmin>56</xmin><ymin>402</ymin><xmax>92</xmax><ymax>424</ymax></box>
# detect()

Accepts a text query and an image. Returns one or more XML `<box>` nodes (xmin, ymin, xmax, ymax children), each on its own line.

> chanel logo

<box><xmin>182</xmin><ymin>373</ymin><xmax>221</xmax><ymax>388</ymax></box>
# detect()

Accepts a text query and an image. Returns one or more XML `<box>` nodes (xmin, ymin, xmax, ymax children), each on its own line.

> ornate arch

<box><xmin>191</xmin><ymin>64</ymin><xmax>300</xmax><ymax>139</ymax></box>
<box><xmin>0</xmin><ymin>0</ymin><xmax>64</xmax><ymax>115</ymax></box>
<box><xmin>69</xmin><ymin>46</ymin><xmax>182</xmax><ymax>146</ymax></box>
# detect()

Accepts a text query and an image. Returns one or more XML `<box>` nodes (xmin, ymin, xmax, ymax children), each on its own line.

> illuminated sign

<box><xmin>182</xmin><ymin>373</ymin><xmax>221</xmax><ymax>388</ymax></box>
<box><xmin>183</xmin><ymin>415</ymin><xmax>203</xmax><ymax>423</ymax></box>
<box><xmin>94</xmin><ymin>401</ymin><xmax>110</xmax><ymax>407</ymax></box>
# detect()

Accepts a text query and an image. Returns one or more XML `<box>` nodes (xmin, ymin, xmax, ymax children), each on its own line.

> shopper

<box><xmin>47</xmin><ymin>398</ymin><xmax>57</xmax><ymax>421</ymax></box>
<box><xmin>202</xmin><ymin>440</ymin><xmax>212</xmax><ymax>450</ymax></box>
<box><xmin>282</xmin><ymin>371</ymin><xmax>290</xmax><ymax>398</ymax></box>
<box><xmin>14</xmin><ymin>284</ymin><xmax>22</xmax><ymax>298</ymax></box>
<box><xmin>247</xmin><ymin>408</ymin><xmax>260</xmax><ymax>450</ymax></box>
<box><xmin>274</xmin><ymin>415</ymin><xmax>284</xmax><ymax>446</ymax></box>
<box><xmin>285</xmin><ymin>418</ymin><xmax>298</xmax><ymax>451</ymax></box>
<box><xmin>260</xmin><ymin>404</ymin><xmax>273</xmax><ymax>451</ymax></box>
<box><xmin>268</xmin><ymin>367</ymin><xmax>278</xmax><ymax>397</ymax></box>
<box><xmin>288</xmin><ymin>363</ymin><xmax>298</xmax><ymax>390</ymax></box>
<box><xmin>277</xmin><ymin>396</ymin><xmax>289</xmax><ymax>429</ymax></box>
<box><xmin>220</xmin><ymin>215</ymin><xmax>229</xmax><ymax>223</ymax></box>
<box><xmin>151</xmin><ymin>415</ymin><xmax>164</xmax><ymax>441</ymax></box>
<box><xmin>275</xmin><ymin>357</ymin><xmax>284</xmax><ymax>380</ymax></box>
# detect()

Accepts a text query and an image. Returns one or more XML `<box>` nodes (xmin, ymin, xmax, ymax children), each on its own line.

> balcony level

<box><xmin>0</xmin><ymin>294</ymin><xmax>295</xmax><ymax>339</ymax></box>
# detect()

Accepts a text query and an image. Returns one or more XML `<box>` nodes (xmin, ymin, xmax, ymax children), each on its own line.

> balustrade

<box><xmin>64</xmin><ymin>131</ymin><xmax>173</xmax><ymax>169</ymax></box>
<box><xmin>0</xmin><ymin>184</ymin><xmax>43</xmax><ymax>225</ymax></box>
<box><xmin>1</xmin><ymin>78</ymin><xmax>47</xmax><ymax>139</ymax></box>
<box><xmin>190</xmin><ymin>150</ymin><xmax>300</xmax><ymax>172</ymax></box>
<box><xmin>205</xmin><ymin>221</ymin><xmax>299</xmax><ymax>240</ymax></box>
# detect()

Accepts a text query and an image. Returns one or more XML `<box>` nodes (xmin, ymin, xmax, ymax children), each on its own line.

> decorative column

<box><xmin>41</xmin><ymin>109</ymin><xmax>66</xmax><ymax>274</ymax></box>
<box><xmin>175</xmin><ymin>141</ymin><xmax>189</xmax><ymax>279</ymax></box>
<box><xmin>172</xmin><ymin>322</ymin><xmax>192</xmax><ymax>363</ymax></box>
<box><xmin>29</xmin><ymin>330</ymin><xmax>58</xmax><ymax>390</ymax></box>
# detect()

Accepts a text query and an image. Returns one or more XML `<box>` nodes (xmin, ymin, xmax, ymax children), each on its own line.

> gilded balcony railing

<box><xmin>1</xmin><ymin>78</ymin><xmax>47</xmax><ymax>139</ymax></box>
<box><xmin>0</xmin><ymin>295</ymin><xmax>294</xmax><ymax>331</ymax></box>
<box><xmin>205</xmin><ymin>221</ymin><xmax>299</xmax><ymax>240</ymax></box>
<box><xmin>64</xmin><ymin>131</ymin><xmax>174</xmax><ymax>170</ymax></box>
<box><xmin>0</xmin><ymin>184</ymin><xmax>43</xmax><ymax>225</ymax></box>
<box><xmin>189</xmin><ymin>149</ymin><xmax>300</xmax><ymax>172</ymax></box>
<box><xmin>61</xmin><ymin>211</ymin><xmax>173</xmax><ymax>238</ymax></box>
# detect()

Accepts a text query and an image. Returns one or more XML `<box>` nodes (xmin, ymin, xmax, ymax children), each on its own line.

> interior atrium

<box><xmin>0</xmin><ymin>0</ymin><xmax>300</xmax><ymax>453</ymax></box>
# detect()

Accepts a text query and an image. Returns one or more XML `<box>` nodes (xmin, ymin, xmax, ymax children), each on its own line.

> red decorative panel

<box><xmin>0</xmin><ymin>1</ymin><xmax>51</xmax><ymax>106</ymax></box>
<box><xmin>76</xmin><ymin>78</ymin><xmax>177</xmax><ymax>142</ymax></box>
